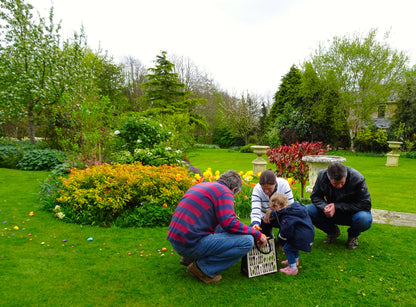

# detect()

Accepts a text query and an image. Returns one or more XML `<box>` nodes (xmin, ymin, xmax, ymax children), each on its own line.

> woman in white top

<box><xmin>250</xmin><ymin>170</ymin><xmax>294</xmax><ymax>236</ymax></box>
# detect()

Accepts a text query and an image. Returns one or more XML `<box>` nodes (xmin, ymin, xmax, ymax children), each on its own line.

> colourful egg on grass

<box><xmin>13</xmin><ymin>226</ymin><xmax>19</xmax><ymax>230</ymax></box>
<box><xmin>29</xmin><ymin>211</ymin><xmax>34</xmax><ymax>217</ymax></box>
<box><xmin>87</xmin><ymin>237</ymin><xmax>93</xmax><ymax>241</ymax></box>
<box><xmin>161</xmin><ymin>247</ymin><xmax>167</xmax><ymax>252</ymax></box>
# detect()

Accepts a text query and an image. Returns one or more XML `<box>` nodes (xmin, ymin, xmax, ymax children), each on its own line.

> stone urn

<box><xmin>302</xmin><ymin>155</ymin><xmax>346</xmax><ymax>193</ymax></box>
<box><xmin>386</xmin><ymin>141</ymin><xmax>403</xmax><ymax>167</ymax></box>
<box><xmin>250</xmin><ymin>145</ymin><xmax>269</xmax><ymax>175</ymax></box>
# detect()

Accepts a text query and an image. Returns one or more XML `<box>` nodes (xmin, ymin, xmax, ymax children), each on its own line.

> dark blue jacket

<box><xmin>275</xmin><ymin>202</ymin><xmax>315</xmax><ymax>252</ymax></box>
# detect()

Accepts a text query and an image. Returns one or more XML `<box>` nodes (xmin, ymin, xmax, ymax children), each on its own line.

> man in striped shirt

<box><xmin>250</xmin><ymin>170</ymin><xmax>294</xmax><ymax>236</ymax></box>
<box><xmin>167</xmin><ymin>170</ymin><xmax>267</xmax><ymax>283</ymax></box>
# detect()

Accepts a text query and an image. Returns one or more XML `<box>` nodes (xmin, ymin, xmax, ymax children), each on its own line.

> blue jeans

<box><xmin>170</xmin><ymin>231</ymin><xmax>254</xmax><ymax>278</ymax></box>
<box><xmin>305</xmin><ymin>204</ymin><xmax>372</xmax><ymax>237</ymax></box>
<box><xmin>283</xmin><ymin>243</ymin><xmax>299</xmax><ymax>268</ymax></box>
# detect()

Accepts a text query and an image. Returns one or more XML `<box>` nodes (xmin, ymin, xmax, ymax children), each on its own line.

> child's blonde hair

<box><xmin>269</xmin><ymin>193</ymin><xmax>289</xmax><ymax>211</ymax></box>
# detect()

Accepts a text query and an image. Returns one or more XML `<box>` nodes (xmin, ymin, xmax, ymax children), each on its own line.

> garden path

<box><xmin>372</xmin><ymin>209</ymin><xmax>416</xmax><ymax>227</ymax></box>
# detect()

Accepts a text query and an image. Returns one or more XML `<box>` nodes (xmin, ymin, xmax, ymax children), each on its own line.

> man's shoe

<box><xmin>187</xmin><ymin>261</ymin><xmax>222</xmax><ymax>283</ymax></box>
<box><xmin>323</xmin><ymin>227</ymin><xmax>341</xmax><ymax>244</ymax></box>
<box><xmin>346</xmin><ymin>236</ymin><xmax>358</xmax><ymax>249</ymax></box>
<box><xmin>280</xmin><ymin>266</ymin><xmax>298</xmax><ymax>275</ymax></box>
<box><xmin>179</xmin><ymin>256</ymin><xmax>194</xmax><ymax>266</ymax></box>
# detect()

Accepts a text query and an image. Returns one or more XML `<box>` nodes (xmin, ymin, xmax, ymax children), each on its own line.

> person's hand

<box><xmin>324</xmin><ymin>203</ymin><xmax>335</xmax><ymax>218</ymax></box>
<box><xmin>256</xmin><ymin>233</ymin><xmax>268</xmax><ymax>249</ymax></box>
<box><xmin>263</xmin><ymin>209</ymin><xmax>273</xmax><ymax>224</ymax></box>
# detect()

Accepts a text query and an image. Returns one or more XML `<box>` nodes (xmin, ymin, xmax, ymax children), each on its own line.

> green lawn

<box><xmin>1</xmin><ymin>150</ymin><xmax>416</xmax><ymax>306</ymax></box>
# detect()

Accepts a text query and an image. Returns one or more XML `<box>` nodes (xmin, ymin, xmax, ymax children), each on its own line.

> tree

<box><xmin>265</xmin><ymin>65</ymin><xmax>306</xmax><ymax>145</ymax></box>
<box><xmin>140</xmin><ymin>51</ymin><xmax>208</xmax><ymax>149</ymax></box>
<box><xmin>227</xmin><ymin>93</ymin><xmax>259</xmax><ymax>145</ymax></box>
<box><xmin>141</xmin><ymin>50</ymin><xmax>187</xmax><ymax>110</ymax></box>
<box><xmin>121</xmin><ymin>56</ymin><xmax>147</xmax><ymax>110</ymax></box>
<box><xmin>309</xmin><ymin>29</ymin><xmax>409</xmax><ymax>147</ymax></box>
<box><xmin>265</xmin><ymin>65</ymin><xmax>303</xmax><ymax>132</ymax></box>
<box><xmin>300</xmin><ymin>62</ymin><xmax>350</xmax><ymax>147</ymax></box>
<box><xmin>391</xmin><ymin>69</ymin><xmax>416</xmax><ymax>149</ymax></box>
<box><xmin>84</xmin><ymin>48</ymin><xmax>127</xmax><ymax>113</ymax></box>
<box><xmin>0</xmin><ymin>0</ymin><xmax>89</xmax><ymax>143</ymax></box>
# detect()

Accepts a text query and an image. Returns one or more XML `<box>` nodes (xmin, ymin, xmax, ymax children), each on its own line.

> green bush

<box><xmin>403</xmin><ymin>151</ymin><xmax>416</xmax><ymax>159</ymax></box>
<box><xmin>239</xmin><ymin>144</ymin><xmax>254</xmax><ymax>153</ymax></box>
<box><xmin>112</xmin><ymin>115</ymin><xmax>186</xmax><ymax>167</ymax></box>
<box><xmin>113</xmin><ymin>201</ymin><xmax>173</xmax><ymax>227</ymax></box>
<box><xmin>17</xmin><ymin>149</ymin><xmax>66</xmax><ymax>170</ymax></box>
<box><xmin>41</xmin><ymin>162</ymin><xmax>194</xmax><ymax>227</ymax></box>
<box><xmin>0</xmin><ymin>138</ymin><xmax>66</xmax><ymax>170</ymax></box>
<box><xmin>111</xmin><ymin>146</ymin><xmax>185</xmax><ymax>167</ymax></box>
<box><xmin>115</xmin><ymin>116</ymin><xmax>170</xmax><ymax>153</ymax></box>
<box><xmin>0</xmin><ymin>144</ymin><xmax>23</xmax><ymax>168</ymax></box>
<box><xmin>354</xmin><ymin>127</ymin><xmax>389</xmax><ymax>153</ymax></box>
<box><xmin>212</xmin><ymin>125</ymin><xmax>236</xmax><ymax>148</ymax></box>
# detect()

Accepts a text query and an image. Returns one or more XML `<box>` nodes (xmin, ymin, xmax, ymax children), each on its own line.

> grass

<box><xmin>1</xmin><ymin>149</ymin><xmax>416</xmax><ymax>306</ymax></box>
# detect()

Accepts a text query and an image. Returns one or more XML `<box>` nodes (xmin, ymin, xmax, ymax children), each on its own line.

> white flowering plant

<box><xmin>111</xmin><ymin>115</ymin><xmax>185</xmax><ymax>167</ymax></box>
<box><xmin>114</xmin><ymin>116</ymin><xmax>171</xmax><ymax>153</ymax></box>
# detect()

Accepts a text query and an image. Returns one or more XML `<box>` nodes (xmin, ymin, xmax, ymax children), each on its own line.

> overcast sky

<box><xmin>29</xmin><ymin>0</ymin><xmax>416</xmax><ymax>98</ymax></box>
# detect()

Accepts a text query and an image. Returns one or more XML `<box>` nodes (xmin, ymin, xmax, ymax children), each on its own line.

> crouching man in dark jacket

<box><xmin>305</xmin><ymin>162</ymin><xmax>372</xmax><ymax>249</ymax></box>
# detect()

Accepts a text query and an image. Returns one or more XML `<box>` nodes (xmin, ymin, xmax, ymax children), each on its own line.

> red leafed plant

<box><xmin>267</xmin><ymin>141</ymin><xmax>327</xmax><ymax>198</ymax></box>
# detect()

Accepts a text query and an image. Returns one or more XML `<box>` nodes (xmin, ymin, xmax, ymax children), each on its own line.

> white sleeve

<box><xmin>250</xmin><ymin>183</ymin><xmax>269</xmax><ymax>224</ymax></box>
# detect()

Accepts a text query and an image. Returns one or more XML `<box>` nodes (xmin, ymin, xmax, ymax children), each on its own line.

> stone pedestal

<box><xmin>251</xmin><ymin>145</ymin><xmax>269</xmax><ymax>175</ymax></box>
<box><xmin>302</xmin><ymin>155</ymin><xmax>346</xmax><ymax>193</ymax></box>
<box><xmin>386</xmin><ymin>141</ymin><xmax>402</xmax><ymax>167</ymax></box>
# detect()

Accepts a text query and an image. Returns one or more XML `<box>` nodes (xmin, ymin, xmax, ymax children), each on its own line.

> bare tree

<box><xmin>121</xmin><ymin>55</ymin><xmax>147</xmax><ymax>110</ymax></box>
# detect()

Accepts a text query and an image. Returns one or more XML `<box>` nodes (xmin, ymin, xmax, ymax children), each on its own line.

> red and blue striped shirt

<box><xmin>167</xmin><ymin>181</ymin><xmax>261</xmax><ymax>247</ymax></box>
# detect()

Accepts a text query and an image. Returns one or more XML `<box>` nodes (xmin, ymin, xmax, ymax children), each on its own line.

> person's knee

<box><xmin>305</xmin><ymin>204</ymin><xmax>318</xmax><ymax>219</ymax></box>
<box><xmin>353</xmin><ymin>211</ymin><xmax>372</xmax><ymax>231</ymax></box>
<box><xmin>246</xmin><ymin>235</ymin><xmax>255</xmax><ymax>248</ymax></box>
<box><xmin>239</xmin><ymin>235</ymin><xmax>255</xmax><ymax>254</ymax></box>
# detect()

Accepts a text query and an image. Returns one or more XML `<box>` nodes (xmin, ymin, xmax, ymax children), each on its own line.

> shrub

<box><xmin>111</xmin><ymin>146</ymin><xmax>185</xmax><ymax>167</ymax></box>
<box><xmin>115</xmin><ymin>116</ymin><xmax>170</xmax><ymax>153</ymax></box>
<box><xmin>0</xmin><ymin>138</ymin><xmax>66</xmax><ymax>170</ymax></box>
<box><xmin>239</xmin><ymin>144</ymin><xmax>254</xmax><ymax>153</ymax></box>
<box><xmin>0</xmin><ymin>144</ymin><xmax>23</xmax><ymax>168</ymax></box>
<box><xmin>267</xmin><ymin>141</ymin><xmax>327</xmax><ymax>198</ymax></box>
<box><xmin>42</xmin><ymin>162</ymin><xmax>193</xmax><ymax>227</ymax></box>
<box><xmin>17</xmin><ymin>149</ymin><xmax>66</xmax><ymax>171</ymax></box>
<box><xmin>353</xmin><ymin>127</ymin><xmax>389</xmax><ymax>153</ymax></box>
<box><xmin>111</xmin><ymin>115</ymin><xmax>186</xmax><ymax>167</ymax></box>
<box><xmin>403</xmin><ymin>151</ymin><xmax>416</xmax><ymax>159</ymax></box>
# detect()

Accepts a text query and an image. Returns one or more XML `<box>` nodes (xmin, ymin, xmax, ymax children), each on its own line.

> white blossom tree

<box><xmin>0</xmin><ymin>0</ymin><xmax>90</xmax><ymax>143</ymax></box>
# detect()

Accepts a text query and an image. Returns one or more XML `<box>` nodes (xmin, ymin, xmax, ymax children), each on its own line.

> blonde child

<box><xmin>268</xmin><ymin>193</ymin><xmax>315</xmax><ymax>275</ymax></box>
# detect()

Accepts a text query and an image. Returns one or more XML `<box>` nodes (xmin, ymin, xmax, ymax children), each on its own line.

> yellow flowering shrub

<box><xmin>54</xmin><ymin>162</ymin><xmax>193</xmax><ymax>226</ymax></box>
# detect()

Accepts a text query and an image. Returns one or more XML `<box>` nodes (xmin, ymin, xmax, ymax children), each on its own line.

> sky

<box><xmin>28</xmin><ymin>0</ymin><xmax>416</xmax><ymax>98</ymax></box>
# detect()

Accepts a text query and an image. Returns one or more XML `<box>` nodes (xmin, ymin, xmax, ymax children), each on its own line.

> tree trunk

<box><xmin>28</xmin><ymin>102</ymin><xmax>36</xmax><ymax>144</ymax></box>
